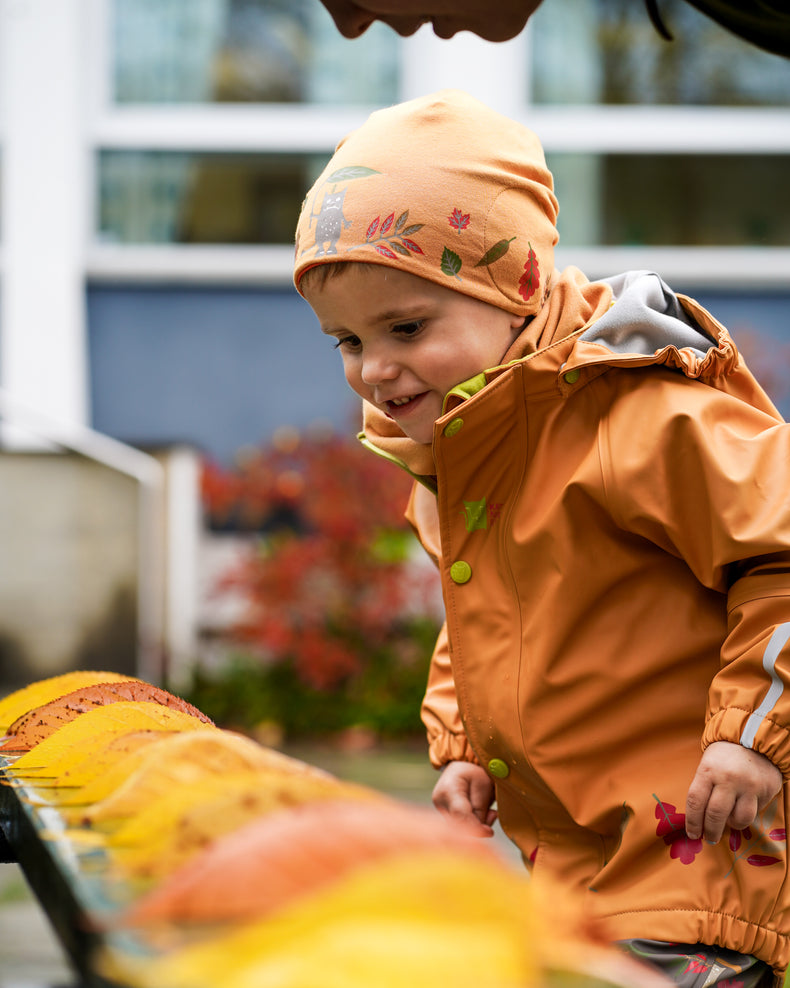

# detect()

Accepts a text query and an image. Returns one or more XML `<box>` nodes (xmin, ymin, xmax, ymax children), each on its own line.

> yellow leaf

<box><xmin>108</xmin><ymin>767</ymin><xmax>381</xmax><ymax>880</ymax></box>
<box><xmin>19</xmin><ymin>730</ymin><xmax>173</xmax><ymax>796</ymax></box>
<box><xmin>98</xmin><ymin>852</ymin><xmax>538</xmax><ymax>988</ymax></box>
<box><xmin>6</xmin><ymin>702</ymin><xmax>215</xmax><ymax>784</ymax></box>
<box><xmin>72</xmin><ymin>730</ymin><xmax>324</xmax><ymax>825</ymax></box>
<box><xmin>0</xmin><ymin>671</ymin><xmax>135</xmax><ymax>732</ymax></box>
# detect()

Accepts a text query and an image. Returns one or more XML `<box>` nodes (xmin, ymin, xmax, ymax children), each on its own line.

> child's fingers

<box><xmin>684</xmin><ymin>772</ymin><xmax>713</xmax><ymax>841</ymax></box>
<box><xmin>686</xmin><ymin>742</ymin><xmax>783</xmax><ymax>842</ymax></box>
<box><xmin>726</xmin><ymin>792</ymin><xmax>759</xmax><ymax>833</ymax></box>
<box><xmin>698</xmin><ymin>786</ymin><xmax>739</xmax><ymax>843</ymax></box>
<box><xmin>432</xmin><ymin>762</ymin><xmax>496</xmax><ymax>837</ymax></box>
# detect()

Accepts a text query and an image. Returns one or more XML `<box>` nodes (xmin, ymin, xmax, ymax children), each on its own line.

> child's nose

<box><xmin>360</xmin><ymin>348</ymin><xmax>398</xmax><ymax>386</ymax></box>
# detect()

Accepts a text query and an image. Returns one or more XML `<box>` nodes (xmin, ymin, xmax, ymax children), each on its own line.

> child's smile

<box><xmin>304</xmin><ymin>265</ymin><xmax>524</xmax><ymax>445</ymax></box>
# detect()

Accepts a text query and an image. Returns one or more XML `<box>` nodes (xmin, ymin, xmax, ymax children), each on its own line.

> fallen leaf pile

<box><xmin>0</xmin><ymin>672</ymin><xmax>670</xmax><ymax>988</ymax></box>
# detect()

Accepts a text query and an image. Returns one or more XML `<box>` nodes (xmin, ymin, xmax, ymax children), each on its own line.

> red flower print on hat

<box><xmin>518</xmin><ymin>242</ymin><xmax>540</xmax><ymax>302</ymax></box>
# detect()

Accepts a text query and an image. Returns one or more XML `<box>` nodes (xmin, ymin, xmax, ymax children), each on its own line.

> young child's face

<box><xmin>303</xmin><ymin>265</ymin><xmax>523</xmax><ymax>445</ymax></box>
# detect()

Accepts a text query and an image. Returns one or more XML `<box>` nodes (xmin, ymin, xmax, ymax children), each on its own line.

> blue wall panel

<box><xmin>87</xmin><ymin>284</ymin><xmax>357</xmax><ymax>464</ymax></box>
<box><xmin>87</xmin><ymin>283</ymin><xmax>790</xmax><ymax>465</ymax></box>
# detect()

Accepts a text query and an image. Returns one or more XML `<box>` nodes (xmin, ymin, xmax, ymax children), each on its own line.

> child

<box><xmin>293</xmin><ymin>90</ymin><xmax>790</xmax><ymax>987</ymax></box>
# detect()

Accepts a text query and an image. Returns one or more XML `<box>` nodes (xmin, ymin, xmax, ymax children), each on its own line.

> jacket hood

<box><xmin>360</xmin><ymin>267</ymin><xmax>741</xmax><ymax>482</ymax></box>
<box><xmin>567</xmin><ymin>268</ymin><xmax>738</xmax><ymax>380</ymax></box>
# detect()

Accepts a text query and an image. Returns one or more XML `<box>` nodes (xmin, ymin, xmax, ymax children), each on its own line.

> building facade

<box><xmin>0</xmin><ymin>0</ymin><xmax>788</xmax><ymax>466</ymax></box>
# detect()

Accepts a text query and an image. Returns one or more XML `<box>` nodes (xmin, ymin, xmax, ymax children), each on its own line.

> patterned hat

<box><xmin>293</xmin><ymin>89</ymin><xmax>559</xmax><ymax>317</ymax></box>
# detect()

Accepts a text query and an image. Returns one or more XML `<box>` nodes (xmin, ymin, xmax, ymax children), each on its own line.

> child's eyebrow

<box><xmin>319</xmin><ymin>301</ymin><xmax>434</xmax><ymax>336</ymax></box>
<box><xmin>373</xmin><ymin>300</ymin><xmax>436</xmax><ymax>324</ymax></box>
<box><xmin>376</xmin><ymin>308</ymin><xmax>424</xmax><ymax>322</ymax></box>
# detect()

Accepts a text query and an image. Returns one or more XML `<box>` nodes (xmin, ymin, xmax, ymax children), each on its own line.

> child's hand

<box><xmin>685</xmin><ymin>741</ymin><xmax>782</xmax><ymax>843</ymax></box>
<box><xmin>432</xmin><ymin>760</ymin><xmax>498</xmax><ymax>838</ymax></box>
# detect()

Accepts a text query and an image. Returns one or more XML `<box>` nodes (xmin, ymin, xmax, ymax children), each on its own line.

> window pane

<box><xmin>549</xmin><ymin>153</ymin><xmax>790</xmax><ymax>246</ymax></box>
<box><xmin>98</xmin><ymin>151</ymin><xmax>790</xmax><ymax>249</ymax></box>
<box><xmin>98</xmin><ymin>151</ymin><xmax>322</xmax><ymax>244</ymax></box>
<box><xmin>532</xmin><ymin>0</ymin><xmax>790</xmax><ymax>106</ymax></box>
<box><xmin>112</xmin><ymin>0</ymin><xmax>398</xmax><ymax>105</ymax></box>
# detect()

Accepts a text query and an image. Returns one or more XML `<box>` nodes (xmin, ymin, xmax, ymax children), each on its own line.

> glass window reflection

<box><xmin>532</xmin><ymin>0</ymin><xmax>790</xmax><ymax>106</ymax></box>
<box><xmin>98</xmin><ymin>150</ymin><xmax>790</xmax><ymax>248</ymax></box>
<box><xmin>112</xmin><ymin>0</ymin><xmax>398</xmax><ymax>105</ymax></box>
<box><xmin>550</xmin><ymin>153</ymin><xmax>790</xmax><ymax>246</ymax></box>
<box><xmin>98</xmin><ymin>151</ymin><xmax>324</xmax><ymax>244</ymax></box>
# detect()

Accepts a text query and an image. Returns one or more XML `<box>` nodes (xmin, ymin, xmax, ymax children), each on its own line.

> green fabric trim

<box><xmin>442</xmin><ymin>371</ymin><xmax>489</xmax><ymax>412</ymax></box>
<box><xmin>357</xmin><ymin>369</ymin><xmax>492</xmax><ymax>492</ymax></box>
<box><xmin>357</xmin><ymin>433</ymin><xmax>437</xmax><ymax>493</ymax></box>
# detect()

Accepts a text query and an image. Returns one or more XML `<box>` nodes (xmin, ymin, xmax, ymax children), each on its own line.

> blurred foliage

<box><xmin>189</xmin><ymin>427</ymin><xmax>441</xmax><ymax>740</ymax></box>
<box><xmin>185</xmin><ymin>618</ymin><xmax>439</xmax><ymax>740</ymax></box>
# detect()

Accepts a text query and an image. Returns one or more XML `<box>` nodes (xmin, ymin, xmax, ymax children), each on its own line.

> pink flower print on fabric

<box><xmin>654</xmin><ymin>796</ymin><xmax>704</xmax><ymax>865</ymax></box>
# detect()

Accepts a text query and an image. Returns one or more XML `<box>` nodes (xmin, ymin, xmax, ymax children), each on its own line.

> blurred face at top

<box><xmin>318</xmin><ymin>0</ymin><xmax>543</xmax><ymax>41</ymax></box>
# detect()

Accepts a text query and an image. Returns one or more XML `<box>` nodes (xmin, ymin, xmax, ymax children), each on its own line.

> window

<box><xmin>550</xmin><ymin>153</ymin><xmax>790</xmax><ymax>248</ymax></box>
<box><xmin>99</xmin><ymin>151</ymin><xmax>324</xmax><ymax>244</ymax></box>
<box><xmin>112</xmin><ymin>0</ymin><xmax>398</xmax><ymax>105</ymax></box>
<box><xmin>88</xmin><ymin>0</ymin><xmax>790</xmax><ymax>287</ymax></box>
<box><xmin>531</xmin><ymin>0</ymin><xmax>790</xmax><ymax>106</ymax></box>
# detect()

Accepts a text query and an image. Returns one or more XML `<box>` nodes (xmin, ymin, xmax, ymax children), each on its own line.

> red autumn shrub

<box><xmin>202</xmin><ymin>428</ymin><xmax>440</xmax><ymax>694</ymax></box>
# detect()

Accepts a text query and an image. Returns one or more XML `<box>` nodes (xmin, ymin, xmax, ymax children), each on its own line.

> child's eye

<box><xmin>393</xmin><ymin>320</ymin><xmax>424</xmax><ymax>337</ymax></box>
<box><xmin>333</xmin><ymin>334</ymin><xmax>361</xmax><ymax>351</ymax></box>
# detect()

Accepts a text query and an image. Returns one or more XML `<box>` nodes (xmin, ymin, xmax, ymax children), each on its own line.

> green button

<box><xmin>450</xmin><ymin>560</ymin><xmax>472</xmax><ymax>584</ymax></box>
<box><xmin>564</xmin><ymin>368</ymin><xmax>581</xmax><ymax>384</ymax></box>
<box><xmin>488</xmin><ymin>758</ymin><xmax>510</xmax><ymax>779</ymax></box>
<box><xmin>444</xmin><ymin>418</ymin><xmax>464</xmax><ymax>437</ymax></box>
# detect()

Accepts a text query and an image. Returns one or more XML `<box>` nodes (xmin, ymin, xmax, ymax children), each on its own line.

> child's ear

<box><xmin>510</xmin><ymin>312</ymin><xmax>530</xmax><ymax>333</ymax></box>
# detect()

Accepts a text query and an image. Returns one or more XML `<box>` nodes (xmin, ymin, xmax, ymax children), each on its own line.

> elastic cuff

<box><xmin>427</xmin><ymin>731</ymin><xmax>480</xmax><ymax>770</ymax></box>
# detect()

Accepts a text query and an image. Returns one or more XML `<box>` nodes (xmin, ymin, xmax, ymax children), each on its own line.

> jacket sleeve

<box><xmin>421</xmin><ymin>623</ymin><xmax>481</xmax><ymax>769</ymax></box>
<box><xmin>600</xmin><ymin>366</ymin><xmax>790</xmax><ymax>777</ymax></box>
<box><xmin>405</xmin><ymin>481</ymin><xmax>479</xmax><ymax>769</ymax></box>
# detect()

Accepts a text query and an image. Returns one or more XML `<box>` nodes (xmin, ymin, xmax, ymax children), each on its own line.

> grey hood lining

<box><xmin>580</xmin><ymin>270</ymin><xmax>717</xmax><ymax>360</ymax></box>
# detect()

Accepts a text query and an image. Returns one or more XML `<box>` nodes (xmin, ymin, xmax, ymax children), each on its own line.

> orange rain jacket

<box><xmin>362</xmin><ymin>268</ymin><xmax>790</xmax><ymax>982</ymax></box>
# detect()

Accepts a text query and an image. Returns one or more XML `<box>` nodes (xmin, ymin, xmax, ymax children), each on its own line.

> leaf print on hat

<box><xmin>441</xmin><ymin>247</ymin><xmax>462</xmax><ymax>281</ymax></box>
<box><xmin>400</xmin><ymin>238</ymin><xmax>424</xmax><ymax>255</ymax></box>
<box><xmin>448</xmin><ymin>208</ymin><xmax>470</xmax><ymax>233</ymax></box>
<box><xmin>366</xmin><ymin>216</ymin><xmax>381</xmax><ymax>241</ymax></box>
<box><xmin>327</xmin><ymin>165</ymin><xmax>381</xmax><ymax>183</ymax></box>
<box><xmin>518</xmin><ymin>242</ymin><xmax>540</xmax><ymax>302</ymax></box>
<box><xmin>347</xmin><ymin>208</ymin><xmax>425</xmax><ymax>260</ymax></box>
<box><xmin>475</xmin><ymin>237</ymin><xmax>516</xmax><ymax>269</ymax></box>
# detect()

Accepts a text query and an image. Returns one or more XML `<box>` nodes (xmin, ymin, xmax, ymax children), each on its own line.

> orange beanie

<box><xmin>293</xmin><ymin>89</ymin><xmax>559</xmax><ymax>318</ymax></box>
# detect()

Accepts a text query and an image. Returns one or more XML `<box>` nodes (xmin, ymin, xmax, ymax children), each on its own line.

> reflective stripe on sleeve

<box><xmin>740</xmin><ymin>622</ymin><xmax>790</xmax><ymax>749</ymax></box>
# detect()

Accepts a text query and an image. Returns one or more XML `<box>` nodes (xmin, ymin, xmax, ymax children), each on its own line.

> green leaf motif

<box><xmin>394</xmin><ymin>211</ymin><xmax>409</xmax><ymax>233</ymax></box>
<box><xmin>327</xmin><ymin>166</ymin><xmax>381</xmax><ymax>183</ymax></box>
<box><xmin>474</xmin><ymin>237</ymin><xmax>516</xmax><ymax>268</ymax></box>
<box><xmin>401</xmin><ymin>224</ymin><xmax>424</xmax><ymax>236</ymax></box>
<box><xmin>391</xmin><ymin>242</ymin><xmax>411</xmax><ymax>257</ymax></box>
<box><xmin>441</xmin><ymin>247</ymin><xmax>462</xmax><ymax>279</ymax></box>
